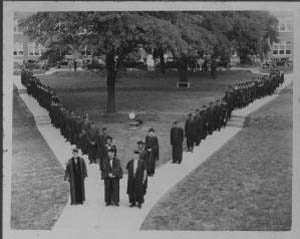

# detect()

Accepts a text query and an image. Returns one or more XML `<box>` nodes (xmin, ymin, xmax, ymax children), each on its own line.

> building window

<box><xmin>81</xmin><ymin>45</ymin><xmax>92</xmax><ymax>57</ymax></box>
<box><xmin>278</xmin><ymin>19</ymin><xmax>293</xmax><ymax>32</ymax></box>
<box><xmin>286</xmin><ymin>21</ymin><xmax>293</xmax><ymax>31</ymax></box>
<box><xmin>279</xmin><ymin>23</ymin><xmax>285</xmax><ymax>31</ymax></box>
<box><xmin>286</xmin><ymin>42</ymin><xmax>292</xmax><ymax>55</ymax></box>
<box><xmin>13</xmin><ymin>42</ymin><xmax>23</xmax><ymax>56</ymax></box>
<box><xmin>272</xmin><ymin>41</ymin><xmax>293</xmax><ymax>56</ymax></box>
<box><xmin>13</xmin><ymin>19</ymin><xmax>22</xmax><ymax>34</ymax></box>
<box><xmin>28</xmin><ymin>42</ymin><xmax>43</xmax><ymax>56</ymax></box>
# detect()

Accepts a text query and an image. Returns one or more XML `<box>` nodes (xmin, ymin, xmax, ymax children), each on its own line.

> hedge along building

<box><xmin>269</xmin><ymin>11</ymin><xmax>294</xmax><ymax>63</ymax></box>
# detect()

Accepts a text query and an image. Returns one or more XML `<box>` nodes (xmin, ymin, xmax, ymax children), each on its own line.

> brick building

<box><xmin>13</xmin><ymin>12</ymin><xmax>45</xmax><ymax>67</ymax></box>
<box><xmin>269</xmin><ymin>11</ymin><xmax>294</xmax><ymax>62</ymax></box>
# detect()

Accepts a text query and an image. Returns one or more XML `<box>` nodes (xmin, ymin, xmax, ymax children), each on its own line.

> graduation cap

<box><xmin>137</xmin><ymin>141</ymin><xmax>144</xmax><ymax>145</ymax></box>
<box><xmin>72</xmin><ymin>148</ymin><xmax>79</xmax><ymax>153</ymax></box>
<box><xmin>134</xmin><ymin>150</ymin><xmax>140</xmax><ymax>154</ymax></box>
<box><xmin>148</xmin><ymin>128</ymin><xmax>155</xmax><ymax>132</ymax></box>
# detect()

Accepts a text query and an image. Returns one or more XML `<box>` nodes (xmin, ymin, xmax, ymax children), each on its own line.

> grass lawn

<box><xmin>141</xmin><ymin>84</ymin><xmax>293</xmax><ymax>231</ymax></box>
<box><xmin>38</xmin><ymin>69</ymin><xmax>259</xmax><ymax>170</ymax></box>
<box><xmin>11</xmin><ymin>88</ymin><xmax>69</xmax><ymax>229</ymax></box>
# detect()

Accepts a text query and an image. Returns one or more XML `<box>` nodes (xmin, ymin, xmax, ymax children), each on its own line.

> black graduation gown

<box><xmin>64</xmin><ymin>157</ymin><xmax>87</xmax><ymax>204</ymax></box>
<box><xmin>170</xmin><ymin>126</ymin><xmax>184</xmax><ymax>163</ymax></box>
<box><xmin>126</xmin><ymin>159</ymin><xmax>147</xmax><ymax>205</ymax></box>
<box><xmin>139</xmin><ymin>150</ymin><xmax>149</xmax><ymax>194</ymax></box>
<box><xmin>145</xmin><ymin>135</ymin><xmax>159</xmax><ymax>176</ymax></box>
<box><xmin>101</xmin><ymin>157</ymin><xmax>123</xmax><ymax>204</ymax></box>
<box><xmin>185</xmin><ymin>118</ymin><xmax>194</xmax><ymax>148</ymax></box>
<box><xmin>87</xmin><ymin>127</ymin><xmax>99</xmax><ymax>162</ymax></box>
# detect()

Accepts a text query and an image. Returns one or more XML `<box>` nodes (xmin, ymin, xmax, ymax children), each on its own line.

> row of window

<box><xmin>13</xmin><ymin>42</ymin><xmax>44</xmax><ymax>56</ymax></box>
<box><xmin>272</xmin><ymin>40</ymin><xmax>292</xmax><ymax>56</ymax></box>
<box><xmin>277</xmin><ymin>19</ymin><xmax>293</xmax><ymax>32</ymax></box>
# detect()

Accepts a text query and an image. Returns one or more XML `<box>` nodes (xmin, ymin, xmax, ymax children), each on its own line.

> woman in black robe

<box><xmin>64</xmin><ymin>149</ymin><xmax>88</xmax><ymax>205</ymax></box>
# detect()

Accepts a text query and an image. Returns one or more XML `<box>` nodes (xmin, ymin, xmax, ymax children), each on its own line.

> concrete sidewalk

<box><xmin>13</xmin><ymin>73</ymin><xmax>293</xmax><ymax>232</ymax></box>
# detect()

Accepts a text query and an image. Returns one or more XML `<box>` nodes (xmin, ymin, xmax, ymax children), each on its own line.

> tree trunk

<box><xmin>106</xmin><ymin>69</ymin><xmax>116</xmax><ymax>113</ymax></box>
<box><xmin>105</xmin><ymin>50</ymin><xmax>118</xmax><ymax>113</ymax></box>
<box><xmin>159</xmin><ymin>50</ymin><xmax>165</xmax><ymax>74</ymax></box>
<box><xmin>177</xmin><ymin>58</ymin><xmax>188</xmax><ymax>82</ymax></box>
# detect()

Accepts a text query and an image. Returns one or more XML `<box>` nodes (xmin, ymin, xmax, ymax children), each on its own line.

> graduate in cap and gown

<box><xmin>126</xmin><ymin>150</ymin><xmax>147</xmax><ymax>209</ymax></box>
<box><xmin>101</xmin><ymin>148</ymin><xmax>123</xmax><ymax>206</ymax></box>
<box><xmin>64</xmin><ymin>148</ymin><xmax>87</xmax><ymax>205</ymax></box>
<box><xmin>145</xmin><ymin>128</ymin><xmax>159</xmax><ymax>176</ymax></box>
<box><xmin>170</xmin><ymin>121</ymin><xmax>184</xmax><ymax>164</ymax></box>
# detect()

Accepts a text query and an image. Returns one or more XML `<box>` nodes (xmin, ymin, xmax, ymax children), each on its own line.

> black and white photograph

<box><xmin>2</xmin><ymin>1</ymin><xmax>300</xmax><ymax>239</ymax></box>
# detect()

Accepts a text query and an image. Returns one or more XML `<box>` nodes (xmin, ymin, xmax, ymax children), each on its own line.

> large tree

<box><xmin>21</xmin><ymin>12</ymin><xmax>216</xmax><ymax>112</ymax></box>
<box><xmin>20</xmin><ymin>11</ymin><xmax>277</xmax><ymax>112</ymax></box>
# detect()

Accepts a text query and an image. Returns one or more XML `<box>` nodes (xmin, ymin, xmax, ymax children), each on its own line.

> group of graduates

<box><xmin>21</xmin><ymin>68</ymin><xmax>284</xmax><ymax>209</ymax></box>
<box><xmin>170</xmin><ymin>69</ymin><xmax>285</xmax><ymax>160</ymax></box>
<box><xmin>21</xmin><ymin>69</ymin><xmax>160</xmax><ymax>209</ymax></box>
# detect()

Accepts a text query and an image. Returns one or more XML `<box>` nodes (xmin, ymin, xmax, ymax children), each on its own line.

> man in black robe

<box><xmin>170</xmin><ymin>121</ymin><xmax>184</xmax><ymax>164</ymax></box>
<box><xmin>64</xmin><ymin>148</ymin><xmax>87</xmax><ymax>205</ymax></box>
<box><xmin>101</xmin><ymin>149</ymin><xmax>123</xmax><ymax>206</ymax></box>
<box><xmin>79</xmin><ymin>114</ymin><xmax>90</xmax><ymax>155</ymax></box>
<box><xmin>87</xmin><ymin>122</ymin><xmax>99</xmax><ymax>164</ymax></box>
<box><xmin>126</xmin><ymin>151</ymin><xmax>147</xmax><ymax>209</ymax></box>
<box><xmin>137</xmin><ymin>141</ymin><xmax>148</xmax><ymax>194</ymax></box>
<box><xmin>193</xmin><ymin>109</ymin><xmax>202</xmax><ymax>146</ymax></box>
<box><xmin>97</xmin><ymin>128</ymin><xmax>111</xmax><ymax>171</ymax></box>
<box><xmin>184</xmin><ymin>113</ymin><xmax>194</xmax><ymax>152</ymax></box>
<box><xmin>145</xmin><ymin>128</ymin><xmax>159</xmax><ymax>177</ymax></box>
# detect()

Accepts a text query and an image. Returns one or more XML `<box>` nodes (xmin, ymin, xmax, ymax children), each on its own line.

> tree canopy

<box><xmin>20</xmin><ymin>11</ymin><xmax>278</xmax><ymax>112</ymax></box>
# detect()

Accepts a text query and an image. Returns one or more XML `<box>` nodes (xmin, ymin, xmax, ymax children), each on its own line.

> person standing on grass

<box><xmin>170</xmin><ymin>121</ymin><xmax>184</xmax><ymax>164</ymax></box>
<box><xmin>185</xmin><ymin>113</ymin><xmax>194</xmax><ymax>152</ymax></box>
<box><xmin>145</xmin><ymin>128</ymin><xmax>159</xmax><ymax>176</ymax></box>
<box><xmin>64</xmin><ymin>148</ymin><xmax>87</xmax><ymax>205</ymax></box>
<box><xmin>101</xmin><ymin>148</ymin><xmax>123</xmax><ymax>206</ymax></box>
<box><xmin>126</xmin><ymin>150</ymin><xmax>148</xmax><ymax>209</ymax></box>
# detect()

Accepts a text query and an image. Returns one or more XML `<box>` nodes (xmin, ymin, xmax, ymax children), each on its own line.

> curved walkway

<box><xmin>12</xmin><ymin>73</ymin><xmax>293</xmax><ymax>232</ymax></box>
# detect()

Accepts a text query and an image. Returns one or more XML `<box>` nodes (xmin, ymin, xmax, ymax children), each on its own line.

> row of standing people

<box><xmin>21</xmin><ymin>69</ymin><xmax>160</xmax><ymax>209</ymax></box>
<box><xmin>170</xmin><ymin>70</ymin><xmax>284</xmax><ymax>164</ymax></box>
<box><xmin>21</xmin><ymin>69</ymin><xmax>284</xmax><ymax>209</ymax></box>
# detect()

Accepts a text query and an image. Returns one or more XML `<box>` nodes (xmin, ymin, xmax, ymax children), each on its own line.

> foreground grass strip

<box><xmin>11</xmin><ymin>89</ymin><xmax>69</xmax><ymax>229</ymax></box>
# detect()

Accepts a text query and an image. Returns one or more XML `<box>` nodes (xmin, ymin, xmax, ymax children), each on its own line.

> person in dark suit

<box><xmin>101</xmin><ymin>148</ymin><xmax>123</xmax><ymax>206</ymax></box>
<box><xmin>126</xmin><ymin>151</ymin><xmax>148</xmax><ymax>209</ymax></box>
<box><xmin>64</xmin><ymin>148</ymin><xmax>87</xmax><ymax>205</ymax></box>
<box><xmin>170</xmin><ymin>121</ymin><xmax>184</xmax><ymax>164</ymax></box>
